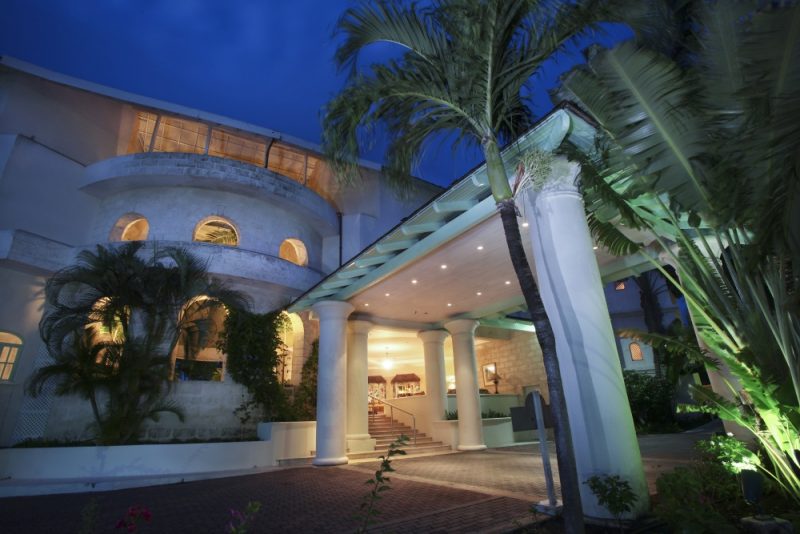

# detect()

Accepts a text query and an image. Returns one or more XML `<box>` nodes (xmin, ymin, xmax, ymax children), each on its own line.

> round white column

<box><xmin>346</xmin><ymin>320</ymin><xmax>376</xmax><ymax>453</ymax></box>
<box><xmin>311</xmin><ymin>300</ymin><xmax>354</xmax><ymax>466</ymax></box>
<box><xmin>444</xmin><ymin>319</ymin><xmax>486</xmax><ymax>451</ymax></box>
<box><xmin>418</xmin><ymin>330</ymin><xmax>448</xmax><ymax>421</ymax></box>
<box><xmin>522</xmin><ymin>157</ymin><xmax>648</xmax><ymax>518</ymax></box>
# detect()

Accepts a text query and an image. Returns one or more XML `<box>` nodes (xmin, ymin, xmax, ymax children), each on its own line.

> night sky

<box><xmin>0</xmin><ymin>0</ymin><xmax>629</xmax><ymax>187</ymax></box>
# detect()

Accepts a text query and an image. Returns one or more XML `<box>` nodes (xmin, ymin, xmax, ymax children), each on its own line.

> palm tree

<box><xmin>29</xmin><ymin>242</ymin><xmax>247</xmax><ymax>444</ymax></box>
<box><xmin>322</xmin><ymin>1</ymin><xmax>611</xmax><ymax>527</ymax></box>
<box><xmin>562</xmin><ymin>1</ymin><xmax>800</xmax><ymax>500</ymax></box>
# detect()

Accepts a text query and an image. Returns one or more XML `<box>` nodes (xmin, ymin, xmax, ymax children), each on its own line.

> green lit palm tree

<box><xmin>322</xmin><ymin>1</ymin><xmax>611</xmax><ymax>527</ymax></box>
<box><xmin>29</xmin><ymin>241</ymin><xmax>247</xmax><ymax>444</ymax></box>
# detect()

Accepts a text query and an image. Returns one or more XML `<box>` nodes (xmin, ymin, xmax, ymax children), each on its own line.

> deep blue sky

<box><xmin>0</xmin><ymin>0</ymin><xmax>629</xmax><ymax>187</ymax></box>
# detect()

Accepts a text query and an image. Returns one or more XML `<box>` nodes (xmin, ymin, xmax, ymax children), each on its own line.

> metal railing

<box><xmin>368</xmin><ymin>393</ymin><xmax>417</xmax><ymax>445</ymax></box>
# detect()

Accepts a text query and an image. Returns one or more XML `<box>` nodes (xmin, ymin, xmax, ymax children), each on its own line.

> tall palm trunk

<box><xmin>484</xmin><ymin>139</ymin><xmax>584</xmax><ymax>531</ymax></box>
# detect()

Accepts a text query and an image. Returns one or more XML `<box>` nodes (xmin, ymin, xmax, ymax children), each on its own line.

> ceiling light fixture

<box><xmin>440</xmin><ymin>264</ymin><xmax>447</xmax><ymax>269</ymax></box>
<box><xmin>522</xmin><ymin>221</ymin><xmax>529</xmax><ymax>227</ymax></box>
<box><xmin>477</xmin><ymin>245</ymin><xmax>484</xmax><ymax>251</ymax></box>
<box><xmin>592</xmin><ymin>245</ymin><xmax>599</xmax><ymax>250</ymax></box>
<box><xmin>505</xmin><ymin>280</ymin><xmax>511</xmax><ymax>285</ymax></box>
<box><xmin>385</xmin><ymin>293</ymin><xmax>390</xmax><ymax>297</ymax></box>
<box><xmin>447</xmin><ymin>303</ymin><xmax>452</xmax><ymax>307</ymax></box>
<box><xmin>364</xmin><ymin>303</ymin><xmax>369</xmax><ymax>307</ymax></box>
<box><xmin>476</xmin><ymin>291</ymin><xmax>482</xmax><ymax>296</ymax></box>
<box><xmin>411</xmin><ymin>279</ymin><xmax>418</xmax><ymax>284</ymax></box>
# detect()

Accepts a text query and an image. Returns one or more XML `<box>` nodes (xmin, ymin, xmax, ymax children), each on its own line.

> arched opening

<box><xmin>194</xmin><ymin>217</ymin><xmax>239</xmax><ymax>246</ymax></box>
<box><xmin>173</xmin><ymin>296</ymin><xmax>228</xmax><ymax>381</ymax></box>
<box><xmin>109</xmin><ymin>213</ymin><xmax>149</xmax><ymax>241</ymax></box>
<box><xmin>279</xmin><ymin>312</ymin><xmax>305</xmax><ymax>385</ymax></box>
<box><xmin>0</xmin><ymin>332</ymin><xmax>22</xmax><ymax>381</ymax></box>
<box><xmin>279</xmin><ymin>238</ymin><xmax>308</xmax><ymax>266</ymax></box>
<box><xmin>629</xmin><ymin>342</ymin><xmax>644</xmax><ymax>361</ymax></box>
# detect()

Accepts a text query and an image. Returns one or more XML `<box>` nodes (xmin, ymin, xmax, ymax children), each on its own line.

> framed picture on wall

<box><xmin>482</xmin><ymin>363</ymin><xmax>497</xmax><ymax>387</ymax></box>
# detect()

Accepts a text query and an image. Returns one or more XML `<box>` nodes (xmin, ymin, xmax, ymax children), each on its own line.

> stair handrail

<box><xmin>368</xmin><ymin>393</ymin><xmax>417</xmax><ymax>445</ymax></box>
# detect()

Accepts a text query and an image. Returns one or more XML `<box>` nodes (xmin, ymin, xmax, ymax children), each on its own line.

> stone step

<box><xmin>374</xmin><ymin>436</ymin><xmax>433</xmax><ymax>446</ymax></box>
<box><xmin>347</xmin><ymin>443</ymin><xmax>451</xmax><ymax>460</ymax></box>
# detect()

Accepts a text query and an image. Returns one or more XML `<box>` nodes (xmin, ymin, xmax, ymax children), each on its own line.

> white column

<box><xmin>522</xmin><ymin>157</ymin><xmax>648</xmax><ymax>518</ymax></box>
<box><xmin>444</xmin><ymin>319</ymin><xmax>486</xmax><ymax>451</ymax></box>
<box><xmin>346</xmin><ymin>320</ymin><xmax>376</xmax><ymax>453</ymax></box>
<box><xmin>418</xmin><ymin>329</ymin><xmax>448</xmax><ymax>421</ymax></box>
<box><xmin>312</xmin><ymin>300</ymin><xmax>354</xmax><ymax>466</ymax></box>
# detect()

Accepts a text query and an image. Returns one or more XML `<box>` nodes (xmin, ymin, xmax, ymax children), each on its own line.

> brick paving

<box><xmin>0</xmin><ymin>427</ymin><xmax>715</xmax><ymax>533</ymax></box>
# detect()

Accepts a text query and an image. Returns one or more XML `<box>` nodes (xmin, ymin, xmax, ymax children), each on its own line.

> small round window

<box><xmin>279</xmin><ymin>239</ymin><xmax>308</xmax><ymax>266</ymax></box>
<box><xmin>110</xmin><ymin>213</ymin><xmax>149</xmax><ymax>241</ymax></box>
<box><xmin>194</xmin><ymin>218</ymin><xmax>239</xmax><ymax>246</ymax></box>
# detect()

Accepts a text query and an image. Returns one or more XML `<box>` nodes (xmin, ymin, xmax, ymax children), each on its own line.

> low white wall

<box><xmin>431</xmin><ymin>418</ymin><xmax>515</xmax><ymax>449</ymax></box>
<box><xmin>257</xmin><ymin>421</ymin><xmax>316</xmax><ymax>460</ymax></box>
<box><xmin>0</xmin><ymin>441</ymin><xmax>273</xmax><ymax>496</ymax></box>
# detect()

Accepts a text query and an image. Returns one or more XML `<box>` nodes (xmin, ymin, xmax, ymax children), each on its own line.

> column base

<box><xmin>347</xmin><ymin>436</ymin><xmax>377</xmax><ymax>453</ymax></box>
<box><xmin>312</xmin><ymin>456</ymin><xmax>349</xmax><ymax>466</ymax></box>
<box><xmin>457</xmin><ymin>444</ymin><xmax>487</xmax><ymax>451</ymax></box>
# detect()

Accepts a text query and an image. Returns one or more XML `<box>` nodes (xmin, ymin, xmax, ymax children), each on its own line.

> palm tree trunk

<box><xmin>497</xmin><ymin>198</ymin><xmax>585</xmax><ymax>533</ymax></box>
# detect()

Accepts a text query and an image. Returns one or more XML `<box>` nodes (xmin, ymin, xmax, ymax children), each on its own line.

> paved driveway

<box><xmin>0</xmin><ymin>426</ymin><xmax>715</xmax><ymax>533</ymax></box>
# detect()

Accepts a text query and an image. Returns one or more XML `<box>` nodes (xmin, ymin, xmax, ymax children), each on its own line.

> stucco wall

<box><xmin>475</xmin><ymin>330</ymin><xmax>548</xmax><ymax>401</ymax></box>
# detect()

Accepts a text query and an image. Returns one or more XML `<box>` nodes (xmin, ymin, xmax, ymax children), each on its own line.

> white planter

<box><xmin>257</xmin><ymin>421</ymin><xmax>316</xmax><ymax>461</ymax></box>
<box><xmin>431</xmin><ymin>417</ymin><xmax>515</xmax><ymax>449</ymax></box>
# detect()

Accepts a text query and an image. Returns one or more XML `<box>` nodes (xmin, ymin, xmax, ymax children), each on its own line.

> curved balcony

<box><xmin>115</xmin><ymin>240</ymin><xmax>324</xmax><ymax>293</ymax></box>
<box><xmin>81</xmin><ymin>153</ymin><xmax>338</xmax><ymax>232</ymax></box>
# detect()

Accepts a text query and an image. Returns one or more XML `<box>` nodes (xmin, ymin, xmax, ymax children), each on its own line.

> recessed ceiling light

<box><xmin>440</xmin><ymin>264</ymin><xmax>448</xmax><ymax>270</ymax></box>
<box><xmin>476</xmin><ymin>245</ymin><xmax>484</xmax><ymax>251</ymax></box>
<box><xmin>505</xmin><ymin>280</ymin><xmax>511</xmax><ymax>285</ymax></box>
<box><xmin>593</xmin><ymin>245</ymin><xmax>599</xmax><ymax>250</ymax></box>
<box><xmin>447</xmin><ymin>303</ymin><xmax>452</xmax><ymax>307</ymax></box>
<box><xmin>522</xmin><ymin>222</ymin><xmax>529</xmax><ymax>228</ymax></box>
<box><xmin>385</xmin><ymin>292</ymin><xmax>390</xmax><ymax>297</ymax></box>
<box><xmin>476</xmin><ymin>291</ymin><xmax>482</xmax><ymax>296</ymax></box>
<box><xmin>411</xmin><ymin>279</ymin><xmax>418</xmax><ymax>284</ymax></box>
<box><xmin>364</xmin><ymin>303</ymin><xmax>369</xmax><ymax>307</ymax></box>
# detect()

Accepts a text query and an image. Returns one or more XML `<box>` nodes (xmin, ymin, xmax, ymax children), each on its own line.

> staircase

<box><xmin>346</xmin><ymin>414</ymin><xmax>451</xmax><ymax>460</ymax></box>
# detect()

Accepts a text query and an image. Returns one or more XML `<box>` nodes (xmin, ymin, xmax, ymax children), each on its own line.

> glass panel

<box><xmin>208</xmin><ymin>129</ymin><xmax>267</xmax><ymax>166</ymax></box>
<box><xmin>8</xmin><ymin>347</ymin><xmax>17</xmax><ymax>363</ymax></box>
<box><xmin>152</xmin><ymin>117</ymin><xmax>208</xmax><ymax>154</ymax></box>
<box><xmin>267</xmin><ymin>142</ymin><xmax>307</xmax><ymax>183</ymax></box>
<box><xmin>128</xmin><ymin>111</ymin><xmax>158</xmax><ymax>153</ymax></box>
<box><xmin>1</xmin><ymin>364</ymin><xmax>11</xmax><ymax>380</ymax></box>
<box><xmin>0</xmin><ymin>346</ymin><xmax>8</xmax><ymax>363</ymax></box>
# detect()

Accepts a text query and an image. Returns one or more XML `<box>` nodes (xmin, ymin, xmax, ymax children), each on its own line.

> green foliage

<box><xmin>444</xmin><ymin>409</ymin><xmax>507</xmax><ymax>420</ymax></box>
<box><xmin>356</xmin><ymin>434</ymin><xmax>408</xmax><ymax>533</ymax></box>
<box><xmin>622</xmin><ymin>371</ymin><xmax>676</xmax><ymax>433</ymax></box>
<box><xmin>620</xmin><ymin>320</ymin><xmax>706</xmax><ymax>385</ymax></box>
<box><xmin>696</xmin><ymin>434</ymin><xmax>760</xmax><ymax>474</ymax></box>
<box><xmin>291</xmin><ymin>340</ymin><xmax>318</xmax><ymax>421</ymax></box>
<box><xmin>78</xmin><ymin>498</ymin><xmax>98</xmax><ymax>534</ymax></box>
<box><xmin>28</xmin><ymin>242</ymin><xmax>245</xmax><ymax>445</ymax></box>
<box><xmin>563</xmin><ymin>0</ymin><xmax>800</xmax><ymax>503</ymax></box>
<box><xmin>226</xmin><ymin>501</ymin><xmax>261</xmax><ymax>534</ymax></box>
<box><xmin>584</xmin><ymin>474</ymin><xmax>638</xmax><ymax>523</ymax></box>
<box><xmin>654</xmin><ymin>461</ymin><xmax>741</xmax><ymax>533</ymax></box>
<box><xmin>218</xmin><ymin>309</ymin><xmax>289</xmax><ymax>421</ymax></box>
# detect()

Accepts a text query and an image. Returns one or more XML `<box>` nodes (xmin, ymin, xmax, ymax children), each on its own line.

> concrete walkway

<box><xmin>0</xmin><ymin>426</ymin><xmax>716</xmax><ymax>533</ymax></box>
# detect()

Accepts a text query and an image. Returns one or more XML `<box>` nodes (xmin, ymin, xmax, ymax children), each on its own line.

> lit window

<box><xmin>152</xmin><ymin>116</ymin><xmax>208</xmax><ymax>155</ymax></box>
<box><xmin>615</xmin><ymin>281</ymin><xmax>626</xmax><ymax>291</ymax></box>
<box><xmin>279</xmin><ymin>239</ymin><xmax>308</xmax><ymax>266</ymax></box>
<box><xmin>629</xmin><ymin>342</ymin><xmax>643</xmax><ymax>361</ymax></box>
<box><xmin>110</xmin><ymin>213</ymin><xmax>149</xmax><ymax>241</ymax></box>
<box><xmin>208</xmin><ymin>129</ymin><xmax>267</xmax><ymax>166</ymax></box>
<box><xmin>0</xmin><ymin>332</ymin><xmax>22</xmax><ymax>381</ymax></box>
<box><xmin>194</xmin><ymin>217</ymin><xmax>239</xmax><ymax>246</ymax></box>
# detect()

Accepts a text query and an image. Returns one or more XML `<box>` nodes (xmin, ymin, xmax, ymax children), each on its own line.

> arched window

<box><xmin>629</xmin><ymin>342</ymin><xmax>644</xmax><ymax>361</ymax></box>
<box><xmin>0</xmin><ymin>332</ymin><xmax>22</xmax><ymax>381</ymax></box>
<box><xmin>110</xmin><ymin>213</ymin><xmax>149</xmax><ymax>241</ymax></box>
<box><xmin>279</xmin><ymin>238</ymin><xmax>308</xmax><ymax>266</ymax></box>
<box><xmin>173</xmin><ymin>296</ymin><xmax>228</xmax><ymax>381</ymax></box>
<box><xmin>279</xmin><ymin>312</ymin><xmax>305</xmax><ymax>384</ymax></box>
<box><xmin>194</xmin><ymin>217</ymin><xmax>239</xmax><ymax>246</ymax></box>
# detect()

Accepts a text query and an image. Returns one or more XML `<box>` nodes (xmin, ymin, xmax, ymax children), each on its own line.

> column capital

<box><xmin>444</xmin><ymin>319</ymin><xmax>478</xmax><ymax>336</ymax></box>
<box><xmin>532</xmin><ymin>156</ymin><xmax>581</xmax><ymax>196</ymax></box>
<box><xmin>349</xmin><ymin>319</ymin><xmax>373</xmax><ymax>335</ymax></box>
<box><xmin>312</xmin><ymin>300</ymin><xmax>354</xmax><ymax>322</ymax></box>
<box><xmin>417</xmin><ymin>329</ymin><xmax>448</xmax><ymax>343</ymax></box>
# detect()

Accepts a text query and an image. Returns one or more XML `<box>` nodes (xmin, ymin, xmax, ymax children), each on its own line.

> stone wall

<box><xmin>475</xmin><ymin>330</ymin><xmax>549</xmax><ymax>402</ymax></box>
<box><xmin>44</xmin><ymin>381</ymin><xmax>254</xmax><ymax>443</ymax></box>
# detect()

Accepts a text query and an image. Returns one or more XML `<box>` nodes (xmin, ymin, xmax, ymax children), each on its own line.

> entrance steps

<box><xmin>345</xmin><ymin>415</ymin><xmax>451</xmax><ymax>460</ymax></box>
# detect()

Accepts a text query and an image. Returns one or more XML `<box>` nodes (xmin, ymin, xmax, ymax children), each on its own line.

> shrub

<box><xmin>584</xmin><ymin>474</ymin><xmax>638</xmax><ymax>525</ymax></box>
<box><xmin>623</xmin><ymin>370</ymin><xmax>676</xmax><ymax>433</ymax></box>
